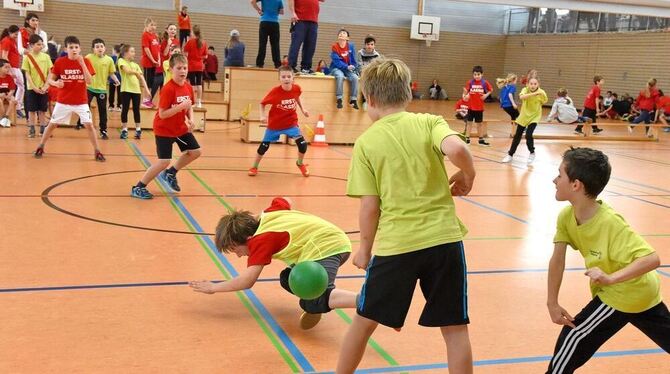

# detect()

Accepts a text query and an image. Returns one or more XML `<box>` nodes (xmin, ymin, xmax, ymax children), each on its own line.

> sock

<box><xmin>136</xmin><ymin>181</ymin><xmax>146</xmax><ymax>188</ymax></box>
<box><xmin>166</xmin><ymin>166</ymin><xmax>177</xmax><ymax>175</ymax></box>
<box><xmin>252</xmin><ymin>162</ymin><xmax>259</xmax><ymax>168</ymax></box>
<box><xmin>296</xmin><ymin>159</ymin><xmax>303</xmax><ymax>166</ymax></box>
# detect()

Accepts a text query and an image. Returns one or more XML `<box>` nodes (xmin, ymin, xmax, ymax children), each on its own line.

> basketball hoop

<box><xmin>420</xmin><ymin>33</ymin><xmax>432</xmax><ymax>47</ymax></box>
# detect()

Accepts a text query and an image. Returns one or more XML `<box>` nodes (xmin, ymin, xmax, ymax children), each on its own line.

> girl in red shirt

<box><xmin>629</xmin><ymin>78</ymin><xmax>658</xmax><ymax>137</ymax></box>
<box><xmin>183</xmin><ymin>25</ymin><xmax>207</xmax><ymax>108</ymax></box>
<box><xmin>141</xmin><ymin>17</ymin><xmax>160</xmax><ymax>107</ymax></box>
<box><xmin>0</xmin><ymin>25</ymin><xmax>24</xmax><ymax>115</ymax></box>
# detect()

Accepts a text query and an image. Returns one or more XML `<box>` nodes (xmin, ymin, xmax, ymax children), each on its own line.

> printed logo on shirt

<box><xmin>172</xmin><ymin>95</ymin><xmax>191</xmax><ymax>108</ymax></box>
<box><xmin>276</xmin><ymin>98</ymin><xmax>297</xmax><ymax>111</ymax></box>
<box><xmin>589</xmin><ymin>249</ymin><xmax>602</xmax><ymax>259</ymax></box>
<box><xmin>61</xmin><ymin>69</ymin><xmax>84</xmax><ymax>81</ymax></box>
<box><xmin>0</xmin><ymin>82</ymin><xmax>10</xmax><ymax>91</ymax></box>
<box><xmin>469</xmin><ymin>84</ymin><xmax>485</xmax><ymax>95</ymax></box>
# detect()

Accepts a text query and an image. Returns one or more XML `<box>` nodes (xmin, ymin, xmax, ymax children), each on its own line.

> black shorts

<box><xmin>25</xmin><ymin>89</ymin><xmax>49</xmax><ymax>113</ymax></box>
<box><xmin>187</xmin><ymin>71</ymin><xmax>203</xmax><ymax>86</ymax></box>
<box><xmin>205</xmin><ymin>72</ymin><xmax>217</xmax><ymax>81</ymax></box>
<box><xmin>582</xmin><ymin>108</ymin><xmax>597</xmax><ymax>122</ymax></box>
<box><xmin>357</xmin><ymin>241</ymin><xmax>469</xmax><ymax>328</ymax></box>
<box><xmin>467</xmin><ymin>110</ymin><xmax>483</xmax><ymax>123</ymax></box>
<box><xmin>155</xmin><ymin>132</ymin><xmax>200</xmax><ymax>159</ymax></box>
<box><xmin>503</xmin><ymin>106</ymin><xmax>519</xmax><ymax>121</ymax></box>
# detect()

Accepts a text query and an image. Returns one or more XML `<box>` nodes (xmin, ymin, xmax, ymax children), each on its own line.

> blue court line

<box><xmin>129</xmin><ymin>143</ymin><xmax>314</xmax><ymax>373</ymax></box>
<box><xmin>5</xmin><ymin>265</ymin><xmax>668</xmax><ymax>294</ymax></box>
<box><xmin>457</xmin><ymin>196</ymin><xmax>529</xmax><ymax>224</ymax></box>
<box><xmin>310</xmin><ymin>348</ymin><xmax>665</xmax><ymax>373</ymax></box>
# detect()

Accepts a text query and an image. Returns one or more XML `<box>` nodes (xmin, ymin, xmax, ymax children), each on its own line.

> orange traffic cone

<box><xmin>311</xmin><ymin>114</ymin><xmax>328</xmax><ymax>147</ymax></box>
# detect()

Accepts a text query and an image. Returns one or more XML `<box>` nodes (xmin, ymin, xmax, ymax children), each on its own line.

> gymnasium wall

<box><xmin>503</xmin><ymin>32</ymin><xmax>670</xmax><ymax>106</ymax></box>
<box><xmin>0</xmin><ymin>1</ymin><xmax>506</xmax><ymax>100</ymax></box>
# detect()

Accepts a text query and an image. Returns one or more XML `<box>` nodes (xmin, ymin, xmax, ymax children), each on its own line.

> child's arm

<box><xmin>353</xmin><ymin>195</ymin><xmax>380</xmax><ymax>270</ymax></box>
<box><xmin>547</xmin><ymin>242</ymin><xmax>575</xmax><ymax>328</ymax></box>
<box><xmin>76</xmin><ymin>55</ymin><xmax>93</xmax><ymax>85</ymax></box>
<box><xmin>186</xmin><ymin>105</ymin><xmax>195</xmax><ymax>132</ymax></box>
<box><xmin>296</xmin><ymin>96</ymin><xmax>309</xmax><ymax>117</ymax></box>
<box><xmin>190</xmin><ymin>265</ymin><xmax>264</xmax><ymax>294</ymax></box>
<box><xmin>138</xmin><ymin>74</ymin><xmax>151</xmax><ymax>97</ymax></box>
<box><xmin>250</xmin><ymin>0</ymin><xmax>262</xmax><ymax>15</ymax></box>
<box><xmin>546</xmin><ymin>101</ymin><xmax>558</xmax><ymax>121</ymax></box>
<box><xmin>47</xmin><ymin>71</ymin><xmax>63</xmax><ymax>88</ymax></box>
<box><xmin>259</xmin><ymin>103</ymin><xmax>268</xmax><ymax>123</ymax></box>
<box><xmin>108</xmin><ymin>70</ymin><xmax>120</xmax><ymax>86</ymax></box>
<box><xmin>508</xmin><ymin>92</ymin><xmax>517</xmax><ymax>108</ymax></box>
<box><xmin>143</xmin><ymin>46</ymin><xmax>159</xmax><ymax>67</ymax></box>
<box><xmin>24</xmin><ymin>73</ymin><xmax>40</xmax><ymax>94</ymax></box>
<box><xmin>441</xmin><ymin>135</ymin><xmax>476</xmax><ymax>196</ymax></box>
<box><xmin>585</xmin><ymin>252</ymin><xmax>660</xmax><ymax>285</ymax></box>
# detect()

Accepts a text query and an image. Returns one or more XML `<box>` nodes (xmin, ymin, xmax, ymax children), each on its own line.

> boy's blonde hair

<box><xmin>360</xmin><ymin>58</ymin><xmax>412</xmax><ymax>107</ymax></box>
<box><xmin>214</xmin><ymin>211</ymin><xmax>259</xmax><ymax>254</ymax></box>
<box><xmin>169</xmin><ymin>53</ymin><xmax>188</xmax><ymax>68</ymax></box>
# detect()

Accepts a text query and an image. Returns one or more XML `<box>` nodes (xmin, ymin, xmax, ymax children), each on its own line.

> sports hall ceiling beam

<box><xmin>452</xmin><ymin>0</ymin><xmax>670</xmax><ymax>18</ymax></box>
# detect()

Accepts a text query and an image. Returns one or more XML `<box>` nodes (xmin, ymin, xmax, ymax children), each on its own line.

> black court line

<box><xmin>40</xmin><ymin>169</ymin><xmax>356</xmax><ymax>236</ymax></box>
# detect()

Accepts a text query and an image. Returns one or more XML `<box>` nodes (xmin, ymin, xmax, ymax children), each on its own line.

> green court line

<box><xmin>124</xmin><ymin>140</ymin><xmax>301</xmax><ymax>372</ymax></box>
<box><xmin>180</xmin><ymin>162</ymin><xmax>402</xmax><ymax>368</ymax></box>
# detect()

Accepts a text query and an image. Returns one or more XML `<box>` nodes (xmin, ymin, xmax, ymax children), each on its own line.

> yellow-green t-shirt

<box><xmin>516</xmin><ymin>87</ymin><xmax>548</xmax><ymax>127</ymax></box>
<box><xmin>85</xmin><ymin>53</ymin><xmax>116</xmax><ymax>93</ymax></box>
<box><xmin>347</xmin><ymin>111</ymin><xmax>468</xmax><ymax>256</ymax></box>
<box><xmin>255</xmin><ymin>210</ymin><xmax>351</xmax><ymax>265</ymax></box>
<box><xmin>117</xmin><ymin>58</ymin><xmax>141</xmax><ymax>94</ymax></box>
<box><xmin>163</xmin><ymin>60</ymin><xmax>172</xmax><ymax>83</ymax></box>
<box><xmin>554</xmin><ymin>201</ymin><xmax>661</xmax><ymax>313</ymax></box>
<box><xmin>20</xmin><ymin>52</ymin><xmax>52</xmax><ymax>90</ymax></box>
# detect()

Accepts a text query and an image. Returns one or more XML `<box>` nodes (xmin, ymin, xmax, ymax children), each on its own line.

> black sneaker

<box><xmin>336</xmin><ymin>98</ymin><xmax>343</xmax><ymax>109</ymax></box>
<box><xmin>592</xmin><ymin>128</ymin><xmax>603</xmax><ymax>134</ymax></box>
<box><xmin>34</xmin><ymin>146</ymin><xmax>44</xmax><ymax>158</ymax></box>
<box><xmin>465</xmin><ymin>137</ymin><xmax>471</xmax><ymax>144</ymax></box>
<box><xmin>160</xmin><ymin>170</ymin><xmax>181</xmax><ymax>192</ymax></box>
<box><xmin>300</xmin><ymin>69</ymin><xmax>314</xmax><ymax>75</ymax></box>
<box><xmin>100</xmin><ymin>130</ymin><xmax>108</xmax><ymax>140</ymax></box>
<box><xmin>120</xmin><ymin>130</ymin><xmax>128</xmax><ymax>139</ymax></box>
<box><xmin>134</xmin><ymin>130</ymin><xmax>142</xmax><ymax>139</ymax></box>
<box><xmin>131</xmin><ymin>186</ymin><xmax>154</xmax><ymax>200</ymax></box>
<box><xmin>39</xmin><ymin>125</ymin><xmax>46</xmax><ymax>135</ymax></box>
<box><xmin>478</xmin><ymin>139</ymin><xmax>490</xmax><ymax>147</ymax></box>
<box><xmin>574</xmin><ymin>129</ymin><xmax>584</xmax><ymax>135</ymax></box>
<box><xmin>350</xmin><ymin>100</ymin><xmax>359</xmax><ymax>110</ymax></box>
<box><xmin>75</xmin><ymin>123</ymin><xmax>84</xmax><ymax>130</ymax></box>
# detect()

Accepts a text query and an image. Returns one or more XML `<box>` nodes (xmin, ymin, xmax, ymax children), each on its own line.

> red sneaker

<box><xmin>248</xmin><ymin>167</ymin><xmax>258</xmax><ymax>176</ymax></box>
<box><xmin>296</xmin><ymin>162</ymin><xmax>309</xmax><ymax>177</ymax></box>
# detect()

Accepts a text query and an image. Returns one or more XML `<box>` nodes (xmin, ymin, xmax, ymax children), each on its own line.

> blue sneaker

<box><xmin>120</xmin><ymin>130</ymin><xmax>128</xmax><ymax>139</ymax></box>
<box><xmin>131</xmin><ymin>186</ymin><xmax>153</xmax><ymax>199</ymax></box>
<box><xmin>160</xmin><ymin>170</ymin><xmax>181</xmax><ymax>192</ymax></box>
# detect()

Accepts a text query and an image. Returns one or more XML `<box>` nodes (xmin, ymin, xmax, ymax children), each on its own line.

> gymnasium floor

<box><xmin>1</xmin><ymin>102</ymin><xmax>669</xmax><ymax>373</ymax></box>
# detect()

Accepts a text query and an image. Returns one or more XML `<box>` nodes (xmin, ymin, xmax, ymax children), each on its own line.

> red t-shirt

<box><xmin>464</xmin><ymin>78</ymin><xmax>492</xmax><ymax>111</ymax></box>
<box><xmin>141</xmin><ymin>31</ymin><xmax>161</xmax><ymax>68</ymax></box>
<box><xmin>0</xmin><ymin>74</ymin><xmax>16</xmax><ymax>93</ymax></box>
<box><xmin>295</xmin><ymin>0</ymin><xmax>320</xmax><ymax>22</ymax></box>
<box><xmin>20</xmin><ymin>28</ymin><xmax>30</xmax><ymax>49</ymax></box>
<box><xmin>657</xmin><ymin>96</ymin><xmax>670</xmax><ymax>114</ymax></box>
<box><xmin>455</xmin><ymin>99</ymin><xmax>469</xmax><ymax>111</ymax></box>
<box><xmin>331</xmin><ymin>42</ymin><xmax>351</xmax><ymax>65</ymax></box>
<box><xmin>583</xmin><ymin>85</ymin><xmax>600</xmax><ymax>110</ymax></box>
<box><xmin>183</xmin><ymin>39</ymin><xmax>207</xmax><ymax>72</ymax></box>
<box><xmin>52</xmin><ymin>56</ymin><xmax>96</xmax><ymax>105</ymax></box>
<box><xmin>153</xmin><ymin>79</ymin><xmax>194</xmax><ymax>137</ymax></box>
<box><xmin>178</xmin><ymin>12</ymin><xmax>191</xmax><ymax>30</ymax></box>
<box><xmin>261</xmin><ymin>84</ymin><xmax>302</xmax><ymax>130</ymax></box>
<box><xmin>160</xmin><ymin>38</ymin><xmax>180</xmax><ymax>65</ymax></box>
<box><xmin>635</xmin><ymin>89</ymin><xmax>659</xmax><ymax>111</ymax></box>
<box><xmin>247</xmin><ymin>197</ymin><xmax>292</xmax><ymax>267</ymax></box>
<box><xmin>204</xmin><ymin>54</ymin><xmax>218</xmax><ymax>74</ymax></box>
<box><xmin>1</xmin><ymin>36</ymin><xmax>20</xmax><ymax>68</ymax></box>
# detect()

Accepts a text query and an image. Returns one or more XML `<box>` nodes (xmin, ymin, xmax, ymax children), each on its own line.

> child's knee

<box><xmin>156</xmin><ymin>159</ymin><xmax>171</xmax><ymax>168</ymax></box>
<box><xmin>294</xmin><ymin>136</ymin><xmax>307</xmax><ymax>153</ymax></box>
<box><xmin>187</xmin><ymin>148</ymin><xmax>202</xmax><ymax>158</ymax></box>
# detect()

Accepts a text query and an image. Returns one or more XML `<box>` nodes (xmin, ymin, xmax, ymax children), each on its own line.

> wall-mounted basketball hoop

<box><xmin>410</xmin><ymin>15</ymin><xmax>440</xmax><ymax>48</ymax></box>
<box><xmin>3</xmin><ymin>0</ymin><xmax>45</xmax><ymax>17</ymax></box>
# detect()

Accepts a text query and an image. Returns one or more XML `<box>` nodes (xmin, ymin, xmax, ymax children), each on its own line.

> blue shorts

<box><xmin>262</xmin><ymin>126</ymin><xmax>302</xmax><ymax>142</ymax></box>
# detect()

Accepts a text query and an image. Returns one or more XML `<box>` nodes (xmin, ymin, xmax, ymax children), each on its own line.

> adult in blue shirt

<box><xmin>250</xmin><ymin>0</ymin><xmax>284</xmax><ymax>68</ymax></box>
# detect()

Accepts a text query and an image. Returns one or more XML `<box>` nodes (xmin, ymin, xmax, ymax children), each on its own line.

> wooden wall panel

<box><xmin>503</xmin><ymin>32</ymin><xmax>670</xmax><ymax>107</ymax></box>
<box><xmin>0</xmin><ymin>1</ymin><xmax>505</xmax><ymax>101</ymax></box>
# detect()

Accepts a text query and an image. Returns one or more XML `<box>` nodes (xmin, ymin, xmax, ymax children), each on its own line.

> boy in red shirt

<box><xmin>463</xmin><ymin>65</ymin><xmax>492</xmax><ymax>146</ymax></box>
<box><xmin>248</xmin><ymin>65</ymin><xmax>310</xmax><ymax>177</ymax></box>
<box><xmin>131</xmin><ymin>53</ymin><xmax>202</xmax><ymax>200</ymax></box>
<box><xmin>575</xmin><ymin>75</ymin><xmax>604</xmax><ymax>134</ymax></box>
<box><xmin>0</xmin><ymin>58</ymin><xmax>17</xmax><ymax>127</ymax></box>
<box><xmin>454</xmin><ymin>95</ymin><xmax>470</xmax><ymax>143</ymax></box>
<box><xmin>34</xmin><ymin>36</ymin><xmax>104</xmax><ymax>161</ymax></box>
<box><xmin>204</xmin><ymin>46</ymin><xmax>218</xmax><ymax>81</ymax></box>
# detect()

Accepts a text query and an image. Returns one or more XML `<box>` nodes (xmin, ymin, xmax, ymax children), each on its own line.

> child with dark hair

<box><xmin>575</xmin><ymin>75</ymin><xmax>604</xmax><ymax>134</ymax></box>
<box><xmin>0</xmin><ymin>25</ymin><xmax>25</xmax><ymax>117</ymax></box>
<box><xmin>21</xmin><ymin>34</ymin><xmax>51</xmax><ymax>136</ymax></box>
<box><xmin>330</xmin><ymin>29</ymin><xmax>359</xmax><ymax>110</ymax></box>
<box><xmin>204</xmin><ymin>46</ymin><xmax>219</xmax><ymax>81</ymax></box>
<box><xmin>356</xmin><ymin>34</ymin><xmax>381</xmax><ymax>74</ymax></box>
<box><xmin>0</xmin><ymin>58</ymin><xmax>17</xmax><ymax>128</ymax></box>
<box><xmin>547</xmin><ymin>146</ymin><xmax>669</xmax><ymax>373</ymax></box>
<box><xmin>463</xmin><ymin>65</ymin><xmax>493</xmax><ymax>146</ymax></box>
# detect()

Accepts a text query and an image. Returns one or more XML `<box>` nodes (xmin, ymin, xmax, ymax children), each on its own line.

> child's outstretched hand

<box><xmin>449</xmin><ymin>170</ymin><xmax>474</xmax><ymax>196</ymax></box>
<box><xmin>189</xmin><ymin>280</ymin><xmax>217</xmax><ymax>294</ymax></box>
<box><xmin>547</xmin><ymin>303</ymin><xmax>575</xmax><ymax>328</ymax></box>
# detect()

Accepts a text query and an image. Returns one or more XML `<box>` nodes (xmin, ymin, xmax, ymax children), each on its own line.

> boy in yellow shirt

<box><xmin>547</xmin><ymin>147</ymin><xmax>669</xmax><ymax>373</ymax></box>
<box><xmin>21</xmin><ymin>34</ymin><xmax>52</xmax><ymax>138</ymax></box>
<box><xmin>337</xmin><ymin>58</ymin><xmax>476</xmax><ymax>373</ymax></box>
<box><xmin>78</xmin><ymin>38</ymin><xmax>120</xmax><ymax>139</ymax></box>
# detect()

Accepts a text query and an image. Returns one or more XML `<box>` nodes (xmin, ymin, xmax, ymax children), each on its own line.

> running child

<box><xmin>501</xmin><ymin>77</ymin><xmax>547</xmax><ymax>165</ymax></box>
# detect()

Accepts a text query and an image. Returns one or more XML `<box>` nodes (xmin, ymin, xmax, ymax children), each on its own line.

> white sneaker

<box><xmin>0</xmin><ymin>117</ymin><xmax>9</xmax><ymax>127</ymax></box>
<box><xmin>527</xmin><ymin>153</ymin><xmax>536</xmax><ymax>164</ymax></box>
<box><xmin>501</xmin><ymin>155</ymin><xmax>513</xmax><ymax>163</ymax></box>
<box><xmin>196</xmin><ymin>101</ymin><xmax>203</xmax><ymax>108</ymax></box>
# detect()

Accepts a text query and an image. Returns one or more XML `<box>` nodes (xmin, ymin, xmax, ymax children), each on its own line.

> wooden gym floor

<box><xmin>0</xmin><ymin>101</ymin><xmax>668</xmax><ymax>373</ymax></box>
